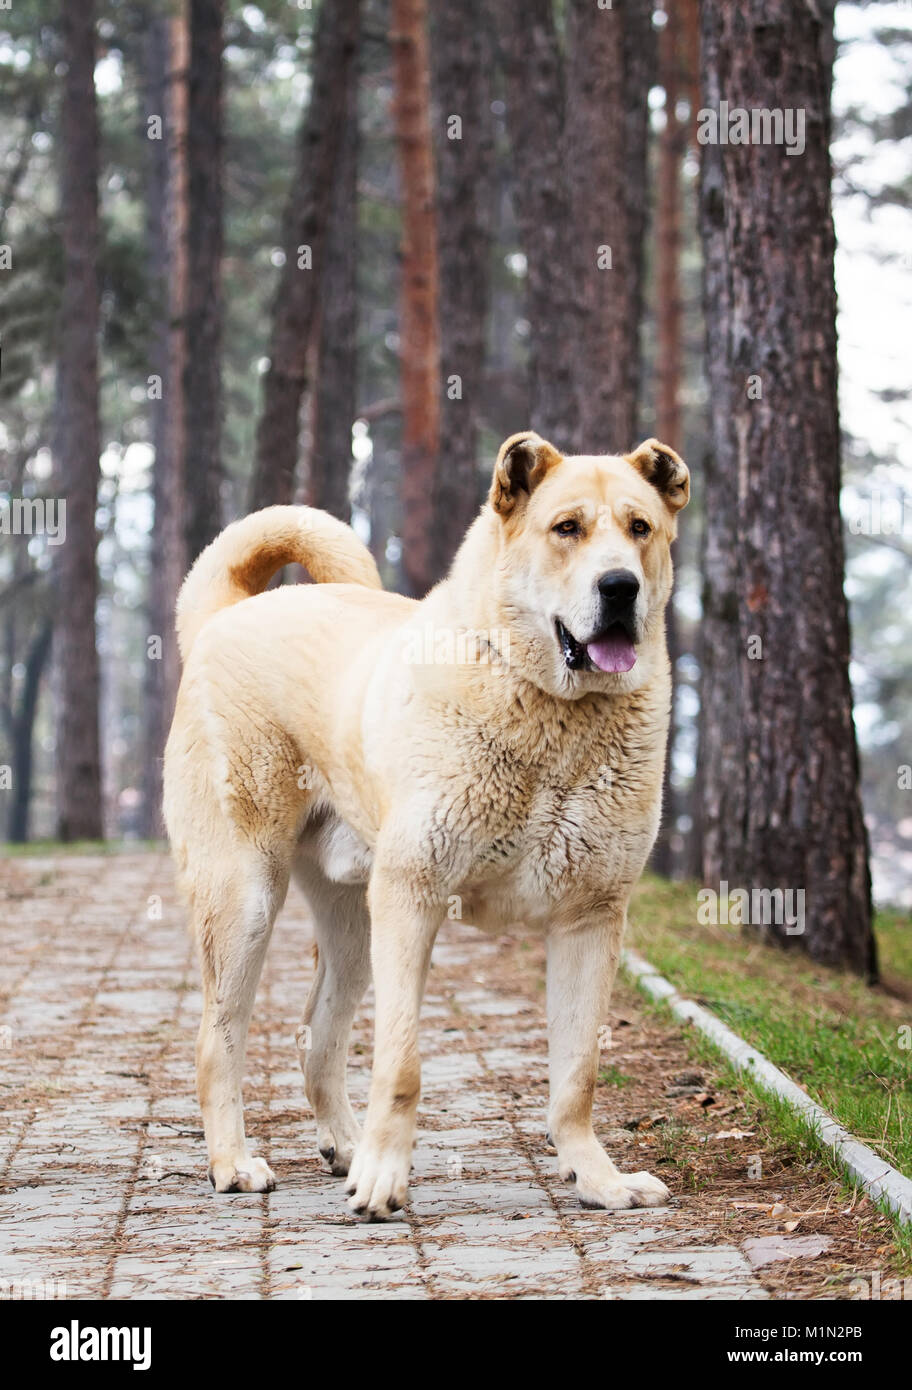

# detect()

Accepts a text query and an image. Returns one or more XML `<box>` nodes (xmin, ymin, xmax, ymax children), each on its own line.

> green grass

<box><xmin>877</xmin><ymin>906</ymin><xmax>912</xmax><ymax>982</ymax></box>
<box><xmin>639</xmin><ymin>1003</ymin><xmax>912</xmax><ymax>1270</ymax></box>
<box><xmin>597</xmin><ymin>1064</ymin><xmax>633</xmax><ymax>1088</ymax></box>
<box><xmin>628</xmin><ymin>875</ymin><xmax>912</xmax><ymax>1184</ymax></box>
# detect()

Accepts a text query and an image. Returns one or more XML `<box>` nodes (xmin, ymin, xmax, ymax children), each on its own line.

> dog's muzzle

<box><xmin>557</xmin><ymin>569</ymin><xmax>640</xmax><ymax>674</ymax></box>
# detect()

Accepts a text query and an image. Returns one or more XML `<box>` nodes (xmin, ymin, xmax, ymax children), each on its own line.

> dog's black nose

<box><xmin>597</xmin><ymin>569</ymin><xmax>639</xmax><ymax>604</ymax></box>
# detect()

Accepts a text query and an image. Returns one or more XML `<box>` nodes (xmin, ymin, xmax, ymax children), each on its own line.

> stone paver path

<box><xmin>0</xmin><ymin>853</ymin><xmax>859</xmax><ymax>1300</ymax></box>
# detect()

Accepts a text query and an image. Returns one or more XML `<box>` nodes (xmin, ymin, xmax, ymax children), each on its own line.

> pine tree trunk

<box><xmin>680</xmin><ymin>0</ymin><xmax>701</xmax><ymax>139</ymax></box>
<box><xmin>250</xmin><ymin>0</ymin><xmax>361</xmax><ymax>513</ymax></box>
<box><xmin>655</xmin><ymin>11</ymin><xmax>685</xmax><ymax>456</ymax></box>
<box><xmin>699</xmin><ymin>0</ymin><xmax>874</xmax><ymax>975</ymax></box>
<box><xmin>391</xmin><ymin>0</ymin><xmax>441</xmax><ymax>597</ymax></box>
<box><xmin>310</xmin><ymin>40</ymin><xmax>359</xmax><ymax>523</ymax></box>
<box><xmin>54</xmin><ymin>0</ymin><xmax>103</xmax><ymax>842</ymax></box>
<box><xmin>8</xmin><ymin>619</ymin><xmax>53</xmax><ymax>843</ymax></box>
<box><xmin>493</xmin><ymin>0</ymin><xmax>581</xmax><ymax>451</ymax></box>
<box><xmin>565</xmin><ymin>0</ymin><xmax>653</xmax><ymax>451</ymax></box>
<box><xmin>698</xmin><ymin>2</ymin><xmax>742</xmax><ymax>896</ymax></box>
<box><xmin>183</xmin><ymin>0</ymin><xmax>223</xmax><ymax>564</ymax></box>
<box><xmin>678</xmin><ymin>0</ymin><xmax>703</xmax><ymax>882</ymax></box>
<box><xmin>141</xmin><ymin>4</ymin><xmax>188</xmax><ymax>838</ymax></box>
<box><xmin>427</xmin><ymin>0</ymin><xmax>494</xmax><ymax>580</ymax></box>
<box><xmin>650</xmin><ymin>1</ymin><xmax>686</xmax><ymax>878</ymax></box>
<box><xmin>620</xmin><ymin>0</ymin><xmax>655</xmax><ymax>392</ymax></box>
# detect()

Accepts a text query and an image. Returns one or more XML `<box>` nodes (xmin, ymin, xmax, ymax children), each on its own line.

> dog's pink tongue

<box><xmin>586</xmin><ymin>629</ymin><xmax>637</xmax><ymax>673</ymax></box>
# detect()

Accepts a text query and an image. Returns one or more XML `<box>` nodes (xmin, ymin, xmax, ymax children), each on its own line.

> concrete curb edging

<box><xmin>621</xmin><ymin>947</ymin><xmax>912</xmax><ymax>1227</ymax></box>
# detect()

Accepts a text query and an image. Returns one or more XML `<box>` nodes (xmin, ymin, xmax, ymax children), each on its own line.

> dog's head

<box><xmin>486</xmin><ymin>431</ymin><xmax>689</xmax><ymax>697</ymax></box>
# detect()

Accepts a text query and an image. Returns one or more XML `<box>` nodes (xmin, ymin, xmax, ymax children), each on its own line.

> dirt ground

<box><xmin>0</xmin><ymin>853</ymin><xmax>902</xmax><ymax>1300</ymax></box>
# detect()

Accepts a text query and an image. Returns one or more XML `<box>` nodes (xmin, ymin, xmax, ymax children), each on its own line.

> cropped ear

<box><xmin>625</xmin><ymin>438</ymin><xmax>690</xmax><ymax>512</ymax></box>
<box><xmin>489</xmin><ymin>431</ymin><xmax>563</xmax><ymax>518</ymax></box>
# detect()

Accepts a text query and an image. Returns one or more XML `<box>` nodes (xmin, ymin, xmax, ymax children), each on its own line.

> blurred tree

<box><xmin>391</xmin><ymin>0</ymin><xmax>440</xmax><ymax>597</ymax></box>
<box><xmin>493</xmin><ymin>0</ymin><xmax>653</xmax><ymax>456</ymax></box>
<box><xmin>427</xmin><ymin>0</ymin><xmax>494</xmax><ymax>580</ymax></box>
<box><xmin>184</xmin><ymin>0</ymin><xmax>224</xmax><ymax>563</ymax></box>
<box><xmin>141</xmin><ymin>0</ymin><xmax>188</xmax><ymax>837</ymax></box>
<box><xmin>650</xmin><ymin>1</ymin><xmax>689</xmax><ymax>879</ymax></box>
<box><xmin>566</xmin><ymin>0</ymin><xmax>654</xmax><ymax>450</ymax></box>
<box><xmin>354</xmin><ymin>0</ymin><xmax>406</xmax><ymax>585</ymax></box>
<box><xmin>6</xmin><ymin>618</ymin><xmax>53</xmax><ymax>842</ymax></box>
<box><xmin>654</xmin><ymin>14</ymin><xmax>685</xmax><ymax>460</ymax></box>
<box><xmin>491</xmin><ymin>0</ymin><xmax>581</xmax><ymax>450</ymax></box>
<box><xmin>698</xmin><ymin>0</ymin><xmax>875</xmax><ymax>975</ymax></box>
<box><xmin>0</xmin><ymin>4</ymin><xmax>58</xmax><ymax>840</ymax></box>
<box><xmin>1</xmin><ymin>444</ymin><xmax>54</xmax><ymax>842</ymax></box>
<box><xmin>250</xmin><ymin>0</ymin><xmax>361</xmax><ymax>512</ymax></box>
<box><xmin>696</xmin><ymin>0</ymin><xmax>740</xmax><ymax>910</ymax></box>
<box><xmin>54</xmin><ymin>0</ymin><xmax>103</xmax><ymax>840</ymax></box>
<box><xmin>310</xmin><ymin>15</ymin><xmax>360</xmax><ymax>522</ymax></box>
<box><xmin>831</xmin><ymin>15</ymin><xmax>912</xmax><ymax>907</ymax></box>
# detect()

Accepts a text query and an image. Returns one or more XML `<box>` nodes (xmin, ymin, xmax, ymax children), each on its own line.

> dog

<box><xmin>163</xmin><ymin>431</ymin><xmax>689</xmax><ymax>1218</ymax></box>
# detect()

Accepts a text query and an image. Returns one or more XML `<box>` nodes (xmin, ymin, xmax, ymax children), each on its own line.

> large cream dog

<box><xmin>163</xmin><ymin>431</ymin><xmax>689</xmax><ymax>1218</ymax></box>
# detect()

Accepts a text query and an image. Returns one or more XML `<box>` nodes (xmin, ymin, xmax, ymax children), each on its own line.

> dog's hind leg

<box><xmin>193</xmin><ymin>851</ymin><xmax>290</xmax><ymax>1193</ymax></box>
<box><xmin>293</xmin><ymin>860</ymin><xmax>370</xmax><ymax>1177</ymax></box>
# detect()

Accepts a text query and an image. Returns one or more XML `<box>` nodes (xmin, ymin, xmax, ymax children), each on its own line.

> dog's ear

<box><xmin>626</xmin><ymin>438</ymin><xmax>690</xmax><ymax>512</ymax></box>
<box><xmin>489</xmin><ymin>432</ymin><xmax>563</xmax><ymax>517</ymax></box>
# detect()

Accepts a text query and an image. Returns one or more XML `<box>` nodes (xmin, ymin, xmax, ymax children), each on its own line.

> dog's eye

<box><xmin>631</xmin><ymin>519</ymin><xmax>651</xmax><ymax>538</ymax></box>
<box><xmin>552</xmin><ymin>518</ymin><xmax>580</xmax><ymax>537</ymax></box>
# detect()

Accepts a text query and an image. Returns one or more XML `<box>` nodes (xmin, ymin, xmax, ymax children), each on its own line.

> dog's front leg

<box><xmin>546</xmin><ymin>914</ymin><xmax>670</xmax><ymax>1210</ymax></box>
<box><xmin>345</xmin><ymin>869</ymin><xmax>440</xmax><ymax>1219</ymax></box>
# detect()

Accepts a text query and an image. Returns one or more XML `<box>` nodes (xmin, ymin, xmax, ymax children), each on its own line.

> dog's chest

<box><xmin>452</xmin><ymin>754</ymin><xmax>658</xmax><ymax>920</ymax></box>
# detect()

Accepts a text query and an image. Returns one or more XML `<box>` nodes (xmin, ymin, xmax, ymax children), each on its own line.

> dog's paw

<box><xmin>571</xmin><ymin>1167</ymin><xmax>670</xmax><ymax>1211</ymax></box>
<box><xmin>317</xmin><ymin>1117</ymin><xmax>361</xmax><ymax>1178</ymax></box>
<box><xmin>208</xmin><ymin>1156</ymin><xmax>277</xmax><ymax>1193</ymax></box>
<box><xmin>344</xmin><ymin>1143</ymin><xmax>409</xmax><ymax>1220</ymax></box>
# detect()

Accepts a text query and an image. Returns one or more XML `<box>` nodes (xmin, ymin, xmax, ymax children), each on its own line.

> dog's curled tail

<box><xmin>176</xmin><ymin>505</ymin><xmax>382</xmax><ymax>661</ymax></box>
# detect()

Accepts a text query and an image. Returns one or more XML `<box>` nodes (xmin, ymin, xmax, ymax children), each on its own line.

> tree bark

<box><xmin>699</xmin><ymin>0</ymin><xmax>874</xmax><ymax>975</ymax></box>
<box><xmin>678</xmin><ymin>0</ymin><xmax>703</xmax><ymax>883</ymax></box>
<box><xmin>655</xmin><ymin>10</ymin><xmax>685</xmax><ymax>456</ymax></box>
<box><xmin>250</xmin><ymin>0</ymin><xmax>361</xmax><ymax>513</ymax></box>
<box><xmin>141</xmin><ymin>3</ymin><xmax>189</xmax><ymax>838</ymax></box>
<box><xmin>680</xmin><ymin>0</ymin><xmax>701</xmax><ymax>141</ymax></box>
<box><xmin>427</xmin><ymin>0</ymin><xmax>494</xmax><ymax>580</ymax></box>
<box><xmin>54</xmin><ymin>0</ymin><xmax>103</xmax><ymax>842</ymax></box>
<box><xmin>183</xmin><ymin>0</ymin><xmax>223</xmax><ymax>564</ymax></box>
<box><xmin>1</xmin><ymin>443</ymin><xmax>52</xmax><ymax>844</ymax></box>
<box><xmin>697</xmin><ymin>5</ymin><xmax>741</xmax><ymax>903</ymax></box>
<box><xmin>492</xmin><ymin>0</ymin><xmax>581</xmax><ymax>451</ymax></box>
<box><xmin>619</xmin><ymin>0</ymin><xmax>655</xmax><ymax>435</ymax></box>
<box><xmin>650</xmin><ymin>2</ymin><xmax>687</xmax><ymax>878</ymax></box>
<box><xmin>8</xmin><ymin>619</ymin><xmax>53</xmax><ymax>843</ymax></box>
<box><xmin>565</xmin><ymin>0</ymin><xmax>653</xmax><ymax>451</ymax></box>
<box><xmin>391</xmin><ymin>0</ymin><xmax>441</xmax><ymax>597</ymax></box>
<box><xmin>310</xmin><ymin>36</ymin><xmax>360</xmax><ymax>523</ymax></box>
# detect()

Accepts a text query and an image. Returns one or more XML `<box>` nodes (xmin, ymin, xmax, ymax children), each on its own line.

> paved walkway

<box><xmin>0</xmin><ymin>852</ymin><xmax>863</xmax><ymax>1300</ymax></box>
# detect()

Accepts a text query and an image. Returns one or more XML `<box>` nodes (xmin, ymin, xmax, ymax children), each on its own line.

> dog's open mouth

<box><xmin>556</xmin><ymin>618</ymin><xmax>637</xmax><ymax>674</ymax></box>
